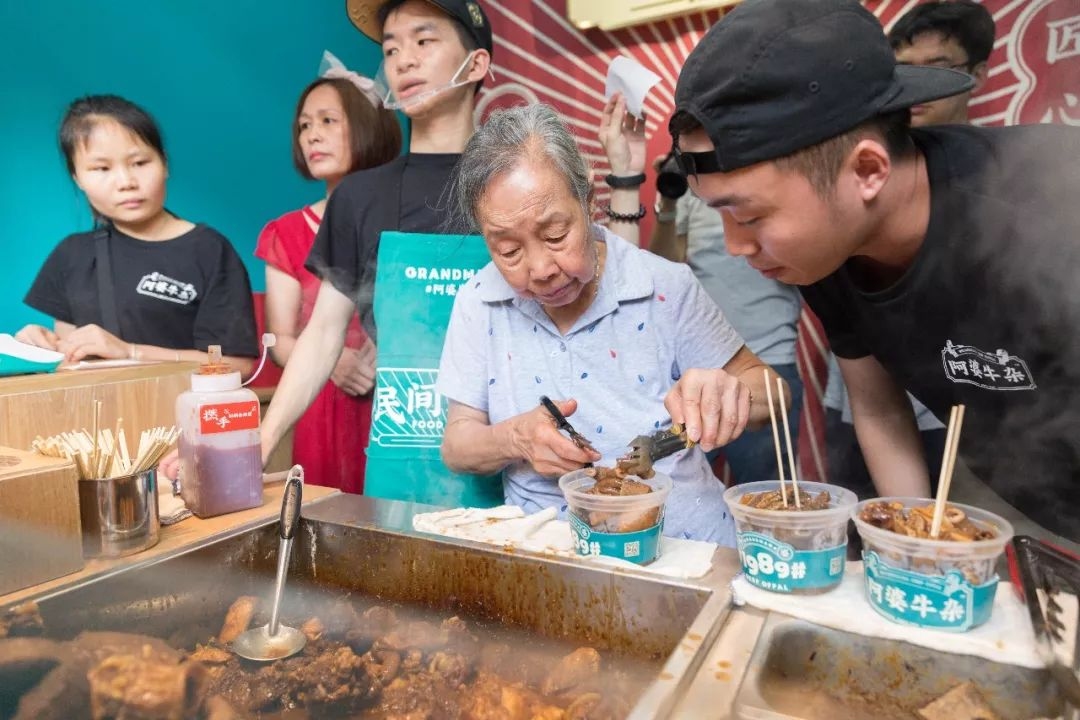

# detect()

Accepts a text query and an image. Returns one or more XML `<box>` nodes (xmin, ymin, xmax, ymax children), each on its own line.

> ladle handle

<box><xmin>279</xmin><ymin>465</ymin><xmax>304</xmax><ymax>541</ymax></box>
<box><xmin>267</xmin><ymin>466</ymin><xmax>303</xmax><ymax>637</ymax></box>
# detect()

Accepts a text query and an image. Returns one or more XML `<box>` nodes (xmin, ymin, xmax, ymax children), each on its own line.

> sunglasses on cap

<box><xmin>671</xmin><ymin>139</ymin><xmax>723</xmax><ymax>176</ymax></box>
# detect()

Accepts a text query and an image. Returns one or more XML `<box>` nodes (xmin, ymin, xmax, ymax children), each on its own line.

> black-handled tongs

<box><xmin>539</xmin><ymin>395</ymin><xmax>597</xmax><ymax>463</ymax></box>
<box><xmin>617</xmin><ymin>424</ymin><xmax>695</xmax><ymax>477</ymax></box>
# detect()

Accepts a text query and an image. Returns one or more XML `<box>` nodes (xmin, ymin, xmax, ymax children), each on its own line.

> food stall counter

<box><xmin>1</xmin><ymin>492</ymin><xmax>1066</xmax><ymax>719</ymax></box>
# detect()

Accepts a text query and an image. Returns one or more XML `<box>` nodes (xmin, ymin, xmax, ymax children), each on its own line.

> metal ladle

<box><xmin>232</xmin><ymin>465</ymin><xmax>307</xmax><ymax>661</ymax></box>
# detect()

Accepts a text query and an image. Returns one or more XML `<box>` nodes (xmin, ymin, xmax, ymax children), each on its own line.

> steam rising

<box><xmin>933</xmin><ymin>124</ymin><xmax>1080</xmax><ymax>539</ymax></box>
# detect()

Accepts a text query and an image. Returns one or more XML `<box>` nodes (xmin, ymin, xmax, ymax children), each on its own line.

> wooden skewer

<box><xmin>75</xmin><ymin>452</ymin><xmax>90</xmax><ymax>480</ymax></box>
<box><xmin>118</xmin><ymin>428</ymin><xmax>131</xmax><ymax>473</ymax></box>
<box><xmin>763</xmin><ymin>368</ymin><xmax>789</xmax><ymax>507</ymax></box>
<box><xmin>775</xmin><ymin>376</ymin><xmax>801</xmax><ymax>509</ymax></box>
<box><xmin>91</xmin><ymin>401</ymin><xmax>102</xmax><ymax>479</ymax></box>
<box><xmin>109</xmin><ymin>418</ymin><xmax>122</xmax><ymax>477</ymax></box>
<box><xmin>931</xmin><ymin>404</ymin><xmax>966</xmax><ymax>538</ymax></box>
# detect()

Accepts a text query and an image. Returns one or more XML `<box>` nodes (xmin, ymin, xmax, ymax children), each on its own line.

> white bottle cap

<box><xmin>191</xmin><ymin>371</ymin><xmax>242</xmax><ymax>392</ymax></box>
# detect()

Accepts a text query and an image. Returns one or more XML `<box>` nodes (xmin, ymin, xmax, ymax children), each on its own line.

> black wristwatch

<box><xmin>604</xmin><ymin>173</ymin><xmax>646</xmax><ymax>188</ymax></box>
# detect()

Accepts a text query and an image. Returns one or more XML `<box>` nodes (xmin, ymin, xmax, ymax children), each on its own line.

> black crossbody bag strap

<box><xmin>94</xmin><ymin>225</ymin><xmax>122</xmax><ymax>336</ymax></box>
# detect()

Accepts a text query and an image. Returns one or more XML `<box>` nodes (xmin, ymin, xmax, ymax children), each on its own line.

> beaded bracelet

<box><xmin>603</xmin><ymin>203</ymin><xmax>647</xmax><ymax>222</ymax></box>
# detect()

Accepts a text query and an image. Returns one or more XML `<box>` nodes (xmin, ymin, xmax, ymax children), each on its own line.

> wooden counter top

<box><xmin>0</xmin><ymin>360</ymin><xmax>199</xmax><ymax>394</ymax></box>
<box><xmin>0</xmin><ymin>483</ymin><xmax>338</xmax><ymax>608</ymax></box>
<box><xmin>0</xmin><ymin>361</ymin><xmax>199</xmax><ymax>452</ymax></box>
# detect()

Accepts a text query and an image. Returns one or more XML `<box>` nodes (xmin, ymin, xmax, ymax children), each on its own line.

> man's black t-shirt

<box><xmin>24</xmin><ymin>224</ymin><xmax>259</xmax><ymax>357</ymax></box>
<box><xmin>800</xmin><ymin>124</ymin><xmax>1080</xmax><ymax>539</ymax></box>
<box><xmin>305</xmin><ymin>153</ymin><xmax>463</xmax><ymax>338</ymax></box>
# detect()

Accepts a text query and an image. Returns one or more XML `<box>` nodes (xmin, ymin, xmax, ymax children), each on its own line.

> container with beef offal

<box><xmin>725</xmin><ymin>480</ymin><xmax>857</xmax><ymax>595</ymax></box>
<box><xmin>559</xmin><ymin>469</ymin><xmax>672</xmax><ymax>565</ymax></box>
<box><xmin>853</xmin><ymin>498</ymin><xmax>1013</xmax><ymax>632</ymax></box>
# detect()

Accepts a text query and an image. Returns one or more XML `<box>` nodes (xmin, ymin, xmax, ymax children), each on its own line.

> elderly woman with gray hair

<box><xmin>435</xmin><ymin>104</ymin><xmax>785</xmax><ymax>543</ymax></box>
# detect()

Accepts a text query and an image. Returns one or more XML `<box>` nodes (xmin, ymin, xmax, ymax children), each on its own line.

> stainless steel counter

<box><xmin>7</xmin><ymin>491</ymin><xmax>1063</xmax><ymax>719</ymax></box>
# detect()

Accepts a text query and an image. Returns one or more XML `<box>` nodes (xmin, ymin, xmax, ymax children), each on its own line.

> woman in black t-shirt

<box><xmin>16</xmin><ymin>95</ymin><xmax>258</xmax><ymax>371</ymax></box>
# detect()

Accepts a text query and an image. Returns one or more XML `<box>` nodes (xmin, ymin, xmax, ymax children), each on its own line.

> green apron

<box><xmin>364</xmin><ymin>230</ymin><xmax>503</xmax><ymax>508</ymax></box>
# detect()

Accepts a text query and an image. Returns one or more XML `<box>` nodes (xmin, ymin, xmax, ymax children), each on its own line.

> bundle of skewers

<box><xmin>764</xmin><ymin>366</ymin><xmax>803</xmax><ymax>508</ymax></box>
<box><xmin>930</xmin><ymin>403</ymin><xmax>966</xmax><ymax>538</ymax></box>
<box><xmin>30</xmin><ymin>401</ymin><xmax>179</xmax><ymax>480</ymax></box>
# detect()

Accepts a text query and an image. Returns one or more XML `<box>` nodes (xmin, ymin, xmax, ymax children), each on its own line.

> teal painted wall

<box><xmin>0</xmin><ymin>1</ymin><xmax>391</xmax><ymax>330</ymax></box>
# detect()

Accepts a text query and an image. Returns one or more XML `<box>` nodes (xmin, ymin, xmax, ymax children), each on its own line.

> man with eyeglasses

<box><xmin>665</xmin><ymin>0</ymin><xmax>1080</xmax><ymax>541</ymax></box>
<box><xmin>889</xmin><ymin>0</ymin><xmax>995</xmax><ymax>127</ymax></box>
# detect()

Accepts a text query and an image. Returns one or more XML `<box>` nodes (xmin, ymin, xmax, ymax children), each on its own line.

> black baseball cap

<box><xmin>672</xmin><ymin>0</ymin><xmax>974</xmax><ymax>173</ymax></box>
<box><xmin>347</xmin><ymin>0</ymin><xmax>494</xmax><ymax>56</ymax></box>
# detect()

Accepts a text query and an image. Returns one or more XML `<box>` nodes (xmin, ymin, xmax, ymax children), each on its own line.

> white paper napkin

<box><xmin>731</xmin><ymin>561</ymin><xmax>1043</xmax><ymax>668</ymax></box>
<box><xmin>412</xmin><ymin>505</ymin><xmax>717</xmax><ymax>579</ymax></box>
<box><xmin>605</xmin><ymin>56</ymin><xmax>661</xmax><ymax>119</ymax></box>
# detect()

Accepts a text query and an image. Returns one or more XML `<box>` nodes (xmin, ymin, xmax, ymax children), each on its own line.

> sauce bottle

<box><xmin>176</xmin><ymin>346</ymin><xmax>262</xmax><ymax>517</ymax></box>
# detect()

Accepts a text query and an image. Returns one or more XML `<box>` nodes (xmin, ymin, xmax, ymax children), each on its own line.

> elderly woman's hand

<box><xmin>599</xmin><ymin>92</ymin><xmax>647</xmax><ymax>177</ymax></box>
<box><xmin>512</xmin><ymin>398</ymin><xmax>601</xmax><ymax>477</ymax></box>
<box><xmin>665</xmin><ymin>368</ymin><xmax>753</xmax><ymax>452</ymax></box>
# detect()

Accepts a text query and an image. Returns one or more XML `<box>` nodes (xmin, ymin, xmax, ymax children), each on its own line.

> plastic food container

<box><xmin>559</xmin><ymin>469</ymin><xmax>672</xmax><ymax>565</ymax></box>
<box><xmin>852</xmin><ymin>498</ymin><xmax>1014</xmax><ymax>632</ymax></box>
<box><xmin>725</xmin><ymin>480</ymin><xmax>858</xmax><ymax>594</ymax></box>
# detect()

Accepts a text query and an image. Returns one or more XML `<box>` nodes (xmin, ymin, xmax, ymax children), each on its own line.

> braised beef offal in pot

<box><xmin>0</xmin><ymin>598</ymin><xmax>646</xmax><ymax>719</ymax></box>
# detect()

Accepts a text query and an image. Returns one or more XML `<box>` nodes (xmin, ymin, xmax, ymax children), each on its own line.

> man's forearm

<box><xmin>261</xmin><ymin>322</ymin><xmax>345</xmax><ymax>465</ymax></box>
<box><xmin>852</xmin><ymin>403</ymin><xmax>931</xmax><ymax>497</ymax></box>
<box><xmin>841</xmin><ymin>354</ymin><xmax>932</xmax><ymax>497</ymax></box>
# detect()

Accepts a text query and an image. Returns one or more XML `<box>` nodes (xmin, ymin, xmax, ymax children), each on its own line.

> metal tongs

<box><xmin>617</xmin><ymin>423</ymin><xmax>695</xmax><ymax>477</ymax></box>
<box><xmin>1009</xmin><ymin>535</ymin><xmax>1080</xmax><ymax>710</ymax></box>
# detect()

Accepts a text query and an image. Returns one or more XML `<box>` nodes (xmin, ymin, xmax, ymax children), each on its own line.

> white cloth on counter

<box><xmin>412</xmin><ymin>505</ymin><xmax>717</xmax><ymax>579</ymax></box>
<box><xmin>158</xmin><ymin>488</ymin><xmax>191</xmax><ymax>525</ymax></box>
<box><xmin>731</xmin><ymin>561</ymin><xmax>1043</xmax><ymax>669</ymax></box>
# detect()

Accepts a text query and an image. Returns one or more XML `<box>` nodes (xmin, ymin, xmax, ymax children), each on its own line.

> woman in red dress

<box><xmin>255</xmin><ymin>64</ymin><xmax>402</xmax><ymax>492</ymax></box>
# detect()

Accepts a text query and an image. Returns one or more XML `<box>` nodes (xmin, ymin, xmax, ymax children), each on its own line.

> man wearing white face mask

<box><xmin>258</xmin><ymin>0</ymin><xmax>495</xmax><ymax>475</ymax></box>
